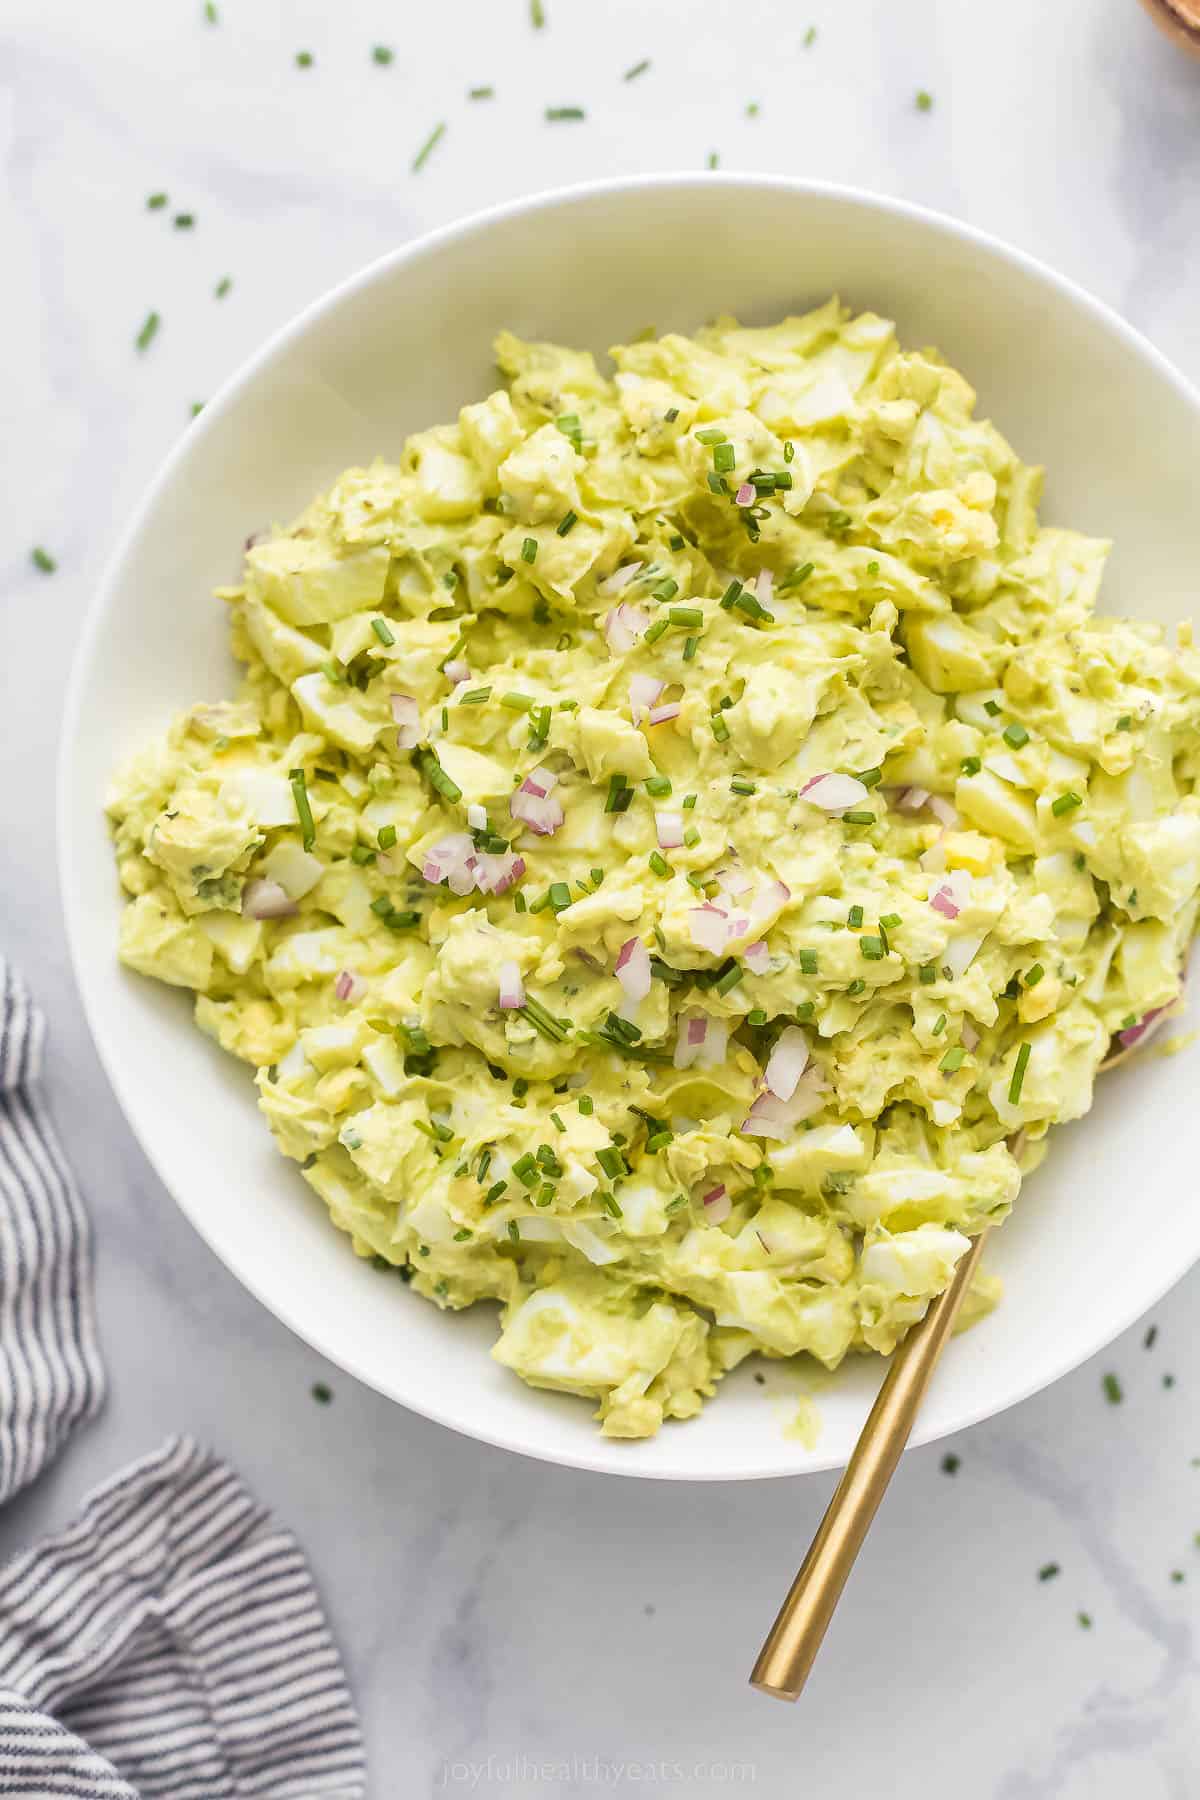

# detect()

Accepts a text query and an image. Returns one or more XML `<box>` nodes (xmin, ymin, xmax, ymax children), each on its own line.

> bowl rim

<box><xmin>58</xmin><ymin>171</ymin><xmax>1200</xmax><ymax>1481</ymax></box>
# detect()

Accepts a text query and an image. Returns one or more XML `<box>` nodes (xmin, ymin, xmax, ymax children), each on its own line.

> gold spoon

<box><xmin>749</xmin><ymin>1229</ymin><xmax>988</xmax><ymax>1701</ymax></box>
<box><xmin>1139</xmin><ymin>0</ymin><xmax>1200</xmax><ymax>56</ymax></box>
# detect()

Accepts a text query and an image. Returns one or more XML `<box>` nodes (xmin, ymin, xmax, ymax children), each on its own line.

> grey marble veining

<box><xmin>2</xmin><ymin>1</ymin><xmax>1199</xmax><ymax>1793</ymax></box>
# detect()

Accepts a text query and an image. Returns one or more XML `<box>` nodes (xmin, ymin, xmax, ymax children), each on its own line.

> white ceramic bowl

<box><xmin>60</xmin><ymin>176</ymin><xmax>1200</xmax><ymax>1481</ymax></box>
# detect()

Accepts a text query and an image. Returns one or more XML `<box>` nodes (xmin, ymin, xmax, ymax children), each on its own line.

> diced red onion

<box><xmin>800</xmin><ymin>772</ymin><xmax>870</xmax><ymax>814</ymax></box>
<box><xmin>510</xmin><ymin>770</ymin><xmax>564</xmax><ymax>836</ymax></box>
<box><xmin>615</xmin><ymin>936</ymin><xmax>652</xmax><ymax>1015</ymax></box>
<box><xmin>390</xmin><ymin>694</ymin><xmax>420</xmax><ymax>750</ymax></box>
<box><xmin>743</xmin><ymin>940</ymin><xmax>771</xmax><ymax>976</ymax></box>
<box><xmin>498</xmin><ymin>960</ymin><xmax>525</xmax><ymax>1010</ymax></box>
<box><xmin>927</xmin><ymin>795</ymin><xmax>959</xmax><ymax>828</ymax></box>
<box><xmin>422</xmin><ymin>832</ymin><xmax>478</xmax><ymax>895</ymax></box>
<box><xmin>443</xmin><ymin>658</ymin><xmax>470</xmax><ymax>686</ymax></box>
<box><xmin>630</xmin><ymin>674</ymin><xmax>665</xmax><ymax>725</ymax></box>
<box><xmin>962</xmin><ymin>1021</ymin><xmax>980</xmax><ymax>1053</ymax></box>
<box><xmin>598</xmin><ymin>561</ymin><xmax>644</xmax><ymax>598</ymax></box>
<box><xmin>735</xmin><ymin>482</ymin><xmax>755</xmax><ymax>507</ymax></box>
<box><xmin>646</xmin><ymin>703</ymin><xmax>681</xmax><ymax>727</ymax></box>
<box><xmin>241</xmin><ymin>878</ymin><xmax>297</xmax><ymax>920</ymax></box>
<box><xmin>701</xmin><ymin>1184</ymin><xmax>731</xmax><ymax>1224</ymax></box>
<box><xmin>763</xmin><ymin>1025</ymin><xmax>810</xmax><ymax>1101</ymax></box>
<box><xmin>689</xmin><ymin>903</ymin><xmax>733</xmax><ymax>955</ymax></box>
<box><xmin>473</xmin><ymin>851</ymin><xmax>526</xmax><ymax>895</ymax></box>
<box><xmin>334</xmin><ymin>969</ymin><xmax>367</xmax><ymax>1003</ymax></box>
<box><xmin>741</xmin><ymin>1071</ymin><xmax>825</xmax><ymax>1139</ymax></box>
<box><xmin>930</xmin><ymin>884</ymin><xmax>961</xmax><ymax>920</ymax></box>
<box><xmin>656</xmin><ymin>810</ymin><xmax>685</xmax><ymax>850</ymax></box>
<box><xmin>519</xmin><ymin>765</ymin><xmax>557</xmax><ymax>801</ymax></box>
<box><xmin>896</xmin><ymin>786</ymin><xmax>931</xmax><ymax>812</ymax></box>
<box><xmin>467</xmin><ymin>802</ymin><xmax>487</xmax><ymax>831</ymax></box>
<box><xmin>604</xmin><ymin>602</ymin><xmax>649</xmax><ymax>654</ymax></box>
<box><xmin>745</xmin><ymin>878</ymin><xmax>790</xmax><ymax>937</ymax></box>
<box><xmin>673</xmin><ymin>1012</ymin><xmax>728</xmax><ymax>1070</ymax></box>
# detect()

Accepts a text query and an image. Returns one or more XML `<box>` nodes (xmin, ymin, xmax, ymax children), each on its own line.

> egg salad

<box><xmin>108</xmin><ymin>302</ymin><xmax>1200</xmax><ymax>1438</ymax></box>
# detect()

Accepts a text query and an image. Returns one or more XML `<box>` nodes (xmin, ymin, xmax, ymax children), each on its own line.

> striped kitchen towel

<box><xmin>0</xmin><ymin>955</ymin><xmax>105</xmax><ymax>1504</ymax></box>
<box><xmin>0</xmin><ymin>960</ymin><xmax>366</xmax><ymax>1797</ymax></box>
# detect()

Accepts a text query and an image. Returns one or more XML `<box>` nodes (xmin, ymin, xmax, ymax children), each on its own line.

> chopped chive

<box><xmin>730</xmin><ymin>778</ymin><xmax>756</xmax><ymax>797</ymax></box>
<box><xmin>961</xmin><ymin>756</ymin><xmax>982</xmax><ymax>776</ymax></box>
<box><xmin>932</xmin><ymin>1013</ymin><xmax>947</xmax><ymax>1035</ymax></box>
<box><xmin>919</xmin><ymin>964</ymin><xmax>937</xmax><ymax>985</ymax></box>
<box><xmin>530</xmin><ymin>0</ymin><xmax>545</xmax><ymax>23</ymax></box>
<box><xmin>847</xmin><ymin>904</ymin><xmax>864</xmax><ymax>929</ymax></box>
<box><xmin>645</xmin><ymin>775</ymin><xmax>672</xmax><ymax>796</ymax></box>
<box><xmin>468</xmin><ymin>84</ymin><xmax>495</xmax><ymax>99</ymax></box>
<box><xmin>214</xmin><ymin>275</ymin><xmax>232</xmax><ymax>298</ymax></box>
<box><xmin>349</xmin><ymin>845</ymin><xmax>376</xmax><ymax>865</ymax></box>
<box><xmin>645</xmin><ymin>1130</ymin><xmax>673</xmax><ymax>1154</ymax></box>
<box><xmin>695</xmin><ymin>427</ymin><xmax>725</xmax><ymax>446</ymax></box>
<box><xmin>747</xmin><ymin>1008</ymin><xmax>768</xmax><ymax>1025</ymax></box>
<box><xmin>521</xmin><ymin>536</ymin><xmax>538</xmax><ymax>563</ymax></box>
<box><xmin>295</xmin><ymin>50</ymin><xmax>313</xmax><ymax>67</ymax></box>
<box><xmin>547</xmin><ymin>881</ymin><xmax>572</xmax><ymax>913</ymax></box>
<box><xmin>1103</xmin><ymin>1371</ymin><xmax>1123</xmax><ymax>1404</ymax></box>
<box><xmin>846</xmin><ymin>978</ymin><xmax>866</xmax><ymax>996</ymax></box>
<box><xmin>1002</xmin><ymin>721</ymin><xmax>1030</xmax><ymax>749</ymax></box>
<box><xmin>418</xmin><ymin>750</ymin><xmax>462</xmax><ymax>804</ymax></box>
<box><xmin>643</xmin><ymin>619</ymin><xmax>670</xmax><ymax>645</ymax></box>
<box><xmin>916</xmin><ymin>89</ymin><xmax>933</xmax><ymax>111</ymax></box>
<box><xmin>781</xmin><ymin>562</ymin><xmax>815</xmax><ymax>591</ymax></box>
<box><xmin>843</xmin><ymin>811</ymin><xmax>875</xmax><ymax>826</ymax></box>
<box><xmin>720</xmin><ymin>579</ymin><xmax>743</xmax><ymax>610</ymax></box>
<box><xmin>372</xmin><ymin>44</ymin><xmax>394</xmax><ymax>64</ymax></box>
<box><xmin>1008</xmin><ymin>1041</ymin><xmax>1031</xmax><ymax>1105</ymax></box>
<box><xmin>940</xmin><ymin>1046</ymin><xmax>966</xmax><ymax>1073</ymax></box>
<box><xmin>596</xmin><ymin>1146</ymin><xmax>624</xmax><ymax>1179</ymax></box>
<box><xmin>798</xmin><ymin>949</ymin><xmax>819</xmax><ymax>975</ymax></box>
<box><xmin>648</xmin><ymin>851</ymin><xmax>672</xmax><ymax>879</ymax></box>
<box><xmin>715</xmin><ymin>963</ymin><xmax>743</xmax><ymax>995</ymax></box>
<box><xmin>880</xmin><ymin>913</ymin><xmax>901</xmax><ymax>929</ymax></box>
<box><xmin>682</xmin><ymin>793</ymin><xmax>697</xmax><ymax>809</ymax></box>
<box><xmin>173</xmin><ymin>212</ymin><xmax>195</xmax><ymax>229</ymax></box>
<box><xmin>484</xmin><ymin>1180</ymin><xmax>507</xmax><ymax>1206</ymax></box>
<box><xmin>682</xmin><ymin>635</ymin><xmax>700</xmax><ymax>662</ymax></box>
<box><xmin>859</xmin><ymin>935</ymin><xmax>885</xmax><ymax>961</ymax></box>
<box><xmin>1116</xmin><ymin>714</ymin><xmax>1132</xmax><ymax>731</ymax></box>
<box><xmin>387</xmin><ymin>910</ymin><xmax>420</xmax><ymax>931</ymax></box>
<box><xmin>983</xmin><ymin>700</ymin><xmax>1002</xmax><ymax>717</ymax></box>
<box><xmin>577</xmin><ymin>1095</ymin><xmax>594</xmax><ymax>1115</ymax></box>
<box><xmin>857</xmin><ymin>767</ymin><xmax>882</xmax><ymax>789</ymax></box>
<box><xmin>501</xmin><ymin>691</ymin><xmax>534</xmax><ymax>712</ymax></box>
<box><xmin>460</xmin><ymin>685</ymin><xmax>492</xmax><ymax>704</ymax></box>
<box><xmin>288</xmin><ymin>768</ymin><xmax>316</xmax><ymax>851</ymax></box>
<box><xmin>371</xmin><ymin>617</ymin><xmax>396</xmax><ymax>646</ymax></box>
<box><xmin>623</xmin><ymin>57</ymin><xmax>650</xmax><ymax>80</ymax></box>
<box><xmin>506</xmin><ymin>1220</ymin><xmax>520</xmax><ymax>1244</ymax></box>
<box><xmin>31</xmin><ymin>547</ymin><xmax>56</xmax><ymax>574</ymax></box>
<box><xmin>146</xmin><ymin>192</ymin><xmax>168</xmax><ymax>209</ymax></box>
<box><xmin>412</xmin><ymin>121</ymin><xmax>446</xmax><ymax>172</ymax></box>
<box><xmin>712</xmin><ymin>443</ymin><xmax>735</xmax><ymax>473</ymax></box>
<box><xmin>1051</xmin><ymin>791</ymin><xmax>1082</xmax><ymax>816</ymax></box>
<box><xmin>545</xmin><ymin>106</ymin><xmax>586</xmax><ymax>121</ymax></box>
<box><xmin>135</xmin><ymin>310</ymin><xmax>161</xmax><ymax>351</ymax></box>
<box><xmin>1024</xmin><ymin>963</ymin><xmax>1045</xmax><ymax>988</ymax></box>
<box><xmin>706</xmin><ymin>151</ymin><xmax>720</xmax><ymax>170</ymax></box>
<box><xmin>370</xmin><ymin>895</ymin><xmax>393</xmax><ymax>918</ymax></box>
<box><xmin>710</xmin><ymin>714</ymin><xmax>730</xmax><ymax>743</ymax></box>
<box><xmin>556</xmin><ymin>510</ymin><xmax>578</xmax><ymax>536</ymax></box>
<box><xmin>652</xmin><ymin>576</ymin><xmax>679</xmax><ymax>601</ymax></box>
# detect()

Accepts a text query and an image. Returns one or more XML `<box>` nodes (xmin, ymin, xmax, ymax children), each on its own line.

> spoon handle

<box><xmin>749</xmin><ymin>1230</ymin><xmax>989</xmax><ymax>1702</ymax></box>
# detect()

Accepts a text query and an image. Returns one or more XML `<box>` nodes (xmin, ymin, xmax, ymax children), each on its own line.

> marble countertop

<box><xmin>3</xmin><ymin>0</ymin><xmax>1200</xmax><ymax>1792</ymax></box>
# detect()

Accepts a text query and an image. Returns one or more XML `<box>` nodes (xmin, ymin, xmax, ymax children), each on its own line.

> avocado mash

<box><xmin>108</xmin><ymin>302</ymin><xmax>1200</xmax><ymax>1438</ymax></box>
